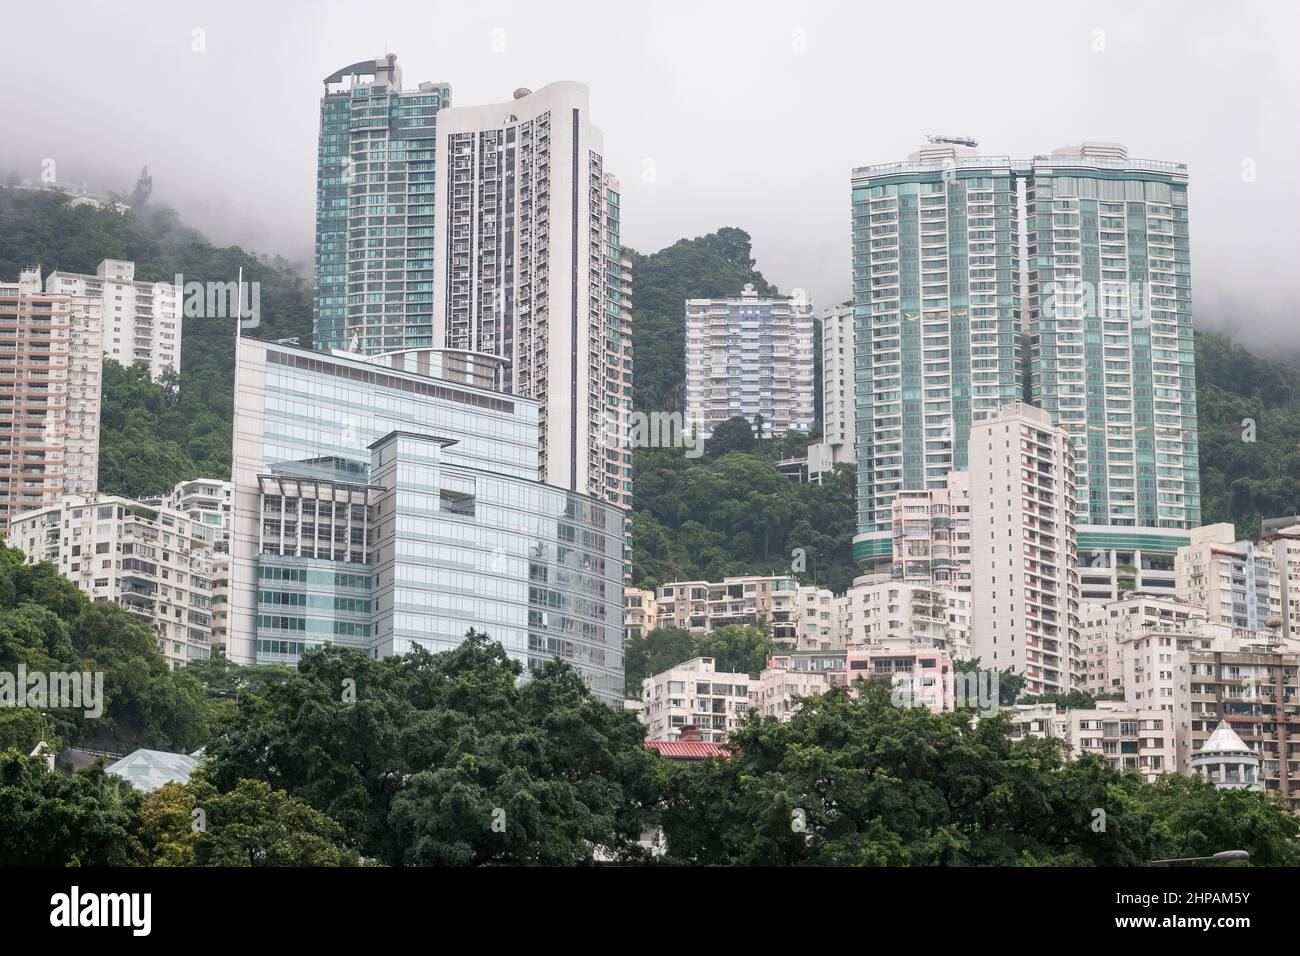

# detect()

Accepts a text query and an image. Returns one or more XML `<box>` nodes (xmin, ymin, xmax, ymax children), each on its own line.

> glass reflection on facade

<box><xmin>231</xmin><ymin>339</ymin><xmax>626</xmax><ymax>704</ymax></box>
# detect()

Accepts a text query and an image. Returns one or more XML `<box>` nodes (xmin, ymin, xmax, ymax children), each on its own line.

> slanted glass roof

<box><xmin>106</xmin><ymin>749</ymin><xmax>199</xmax><ymax>793</ymax></box>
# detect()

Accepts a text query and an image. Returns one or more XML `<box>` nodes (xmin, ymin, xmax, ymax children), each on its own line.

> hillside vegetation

<box><xmin>2</xmin><ymin>191</ymin><xmax>1296</xmax><ymax>571</ymax></box>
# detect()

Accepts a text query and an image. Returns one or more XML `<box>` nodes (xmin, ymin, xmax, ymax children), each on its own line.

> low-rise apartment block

<box><xmin>1067</xmin><ymin>702</ymin><xmax>1175</xmax><ymax>782</ymax></box>
<box><xmin>1008</xmin><ymin>700</ymin><xmax>1174</xmax><ymax>783</ymax></box>
<box><xmin>9</xmin><ymin>493</ymin><xmax>215</xmax><ymax>668</ymax></box>
<box><xmin>624</xmin><ymin>587</ymin><xmax>658</xmax><ymax>640</ymax></box>
<box><xmin>145</xmin><ymin>478</ymin><xmax>233</xmax><ymax>554</ymax></box>
<box><xmin>1176</xmin><ymin>523</ymin><xmax>1280</xmax><ymax>631</ymax></box>
<box><xmin>833</xmin><ymin>577</ymin><xmax>971</xmax><ymax>658</ymax></box>
<box><xmin>1174</xmin><ymin>645</ymin><xmax>1300</xmax><ymax>813</ymax></box>
<box><xmin>1080</xmin><ymin>594</ymin><xmax>1201</xmax><ymax>698</ymax></box>
<box><xmin>640</xmin><ymin>656</ymin><xmax>752</xmax><ymax>742</ymax></box>
<box><xmin>846</xmin><ymin>640</ymin><xmax>954</xmax><ymax>712</ymax></box>
<box><xmin>654</xmin><ymin>575</ymin><xmax>809</xmax><ymax>644</ymax></box>
<box><xmin>753</xmin><ymin>659</ymin><xmax>834</xmax><ymax>720</ymax></box>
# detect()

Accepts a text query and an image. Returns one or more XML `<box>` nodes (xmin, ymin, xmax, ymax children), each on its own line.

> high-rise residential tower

<box><xmin>851</xmin><ymin>141</ymin><xmax>1198</xmax><ymax>575</ymax></box>
<box><xmin>9</xmin><ymin>492</ymin><xmax>215</xmax><ymax>669</ymax></box>
<box><xmin>850</xmin><ymin>144</ymin><xmax>1024</xmax><ymax>569</ymax></box>
<box><xmin>45</xmin><ymin>259</ymin><xmax>181</xmax><ymax>379</ymax></box>
<box><xmin>969</xmin><ymin>403</ymin><xmax>1081</xmax><ymax>696</ymax></box>
<box><xmin>0</xmin><ymin>268</ymin><xmax>102</xmax><ymax>521</ymax></box>
<box><xmin>683</xmin><ymin>284</ymin><xmax>815</xmax><ymax>440</ymax></box>
<box><xmin>315</xmin><ymin>55</ymin><xmax>450</xmax><ymax>353</ymax></box>
<box><xmin>809</xmin><ymin>301</ymin><xmax>856</xmax><ymax>468</ymax></box>
<box><xmin>431</xmin><ymin>82</ymin><xmax>632</xmax><ymax>507</ymax></box>
<box><xmin>1026</xmin><ymin>143</ymin><xmax>1199</xmax><ymax>531</ymax></box>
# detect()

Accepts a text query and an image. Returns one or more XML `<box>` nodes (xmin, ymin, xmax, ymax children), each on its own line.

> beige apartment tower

<box><xmin>0</xmin><ymin>268</ymin><xmax>103</xmax><ymax>522</ymax></box>
<box><xmin>969</xmin><ymin>403</ymin><xmax>1081</xmax><ymax>696</ymax></box>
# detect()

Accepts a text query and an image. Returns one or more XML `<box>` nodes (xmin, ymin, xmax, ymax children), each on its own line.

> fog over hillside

<box><xmin>2</xmin><ymin>0</ymin><xmax>1297</xmax><ymax>354</ymax></box>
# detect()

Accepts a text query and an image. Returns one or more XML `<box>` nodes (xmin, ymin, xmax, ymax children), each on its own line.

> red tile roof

<box><xmin>645</xmin><ymin>739</ymin><xmax>730</xmax><ymax>760</ymax></box>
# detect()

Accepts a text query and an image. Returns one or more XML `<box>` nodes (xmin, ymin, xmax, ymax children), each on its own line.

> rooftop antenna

<box><xmin>926</xmin><ymin>134</ymin><xmax>979</xmax><ymax>148</ymax></box>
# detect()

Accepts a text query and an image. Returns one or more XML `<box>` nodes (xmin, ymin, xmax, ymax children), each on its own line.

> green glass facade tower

<box><xmin>1027</xmin><ymin>144</ymin><xmax>1198</xmax><ymax>529</ymax></box>
<box><xmin>851</xmin><ymin>146</ymin><xmax>1023</xmax><ymax>566</ymax></box>
<box><xmin>852</xmin><ymin>142</ymin><xmax>1199</xmax><ymax>569</ymax></box>
<box><xmin>315</xmin><ymin>55</ymin><xmax>449</xmax><ymax>353</ymax></box>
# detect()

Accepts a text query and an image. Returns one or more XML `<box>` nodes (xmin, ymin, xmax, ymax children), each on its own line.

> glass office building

<box><xmin>229</xmin><ymin>338</ymin><xmax>626</xmax><ymax>704</ymax></box>
<box><xmin>316</xmin><ymin>55</ymin><xmax>450</xmax><ymax>353</ymax></box>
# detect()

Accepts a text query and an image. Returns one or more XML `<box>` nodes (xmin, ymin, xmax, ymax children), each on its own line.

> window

<box><xmin>439</xmin><ymin>489</ymin><xmax>475</xmax><ymax>516</ymax></box>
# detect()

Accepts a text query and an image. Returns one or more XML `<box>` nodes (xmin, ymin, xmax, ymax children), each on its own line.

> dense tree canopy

<box><xmin>659</xmin><ymin>679</ymin><xmax>1300</xmax><ymax>866</ymax></box>
<box><xmin>0</xmin><ymin>542</ymin><xmax>212</xmax><ymax>753</ymax></box>
<box><xmin>202</xmin><ymin>632</ymin><xmax>668</xmax><ymax>866</ymax></box>
<box><xmin>632</xmin><ymin>439</ymin><xmax>858</xmax><ymax>594</ymax></box>
<box><xmin>0</xmin><ymin>748</ymin><xmax>142</xmax><ymax>866</ymax></box>
<box><xmin>1195</xmin><ymin>331</ymin><xmax>1300</xmax><ymax>537</ymax></box>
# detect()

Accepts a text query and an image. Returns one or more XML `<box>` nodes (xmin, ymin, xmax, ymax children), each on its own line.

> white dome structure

<box><xmin>1190</xmin><ymin>722</ymin><xmax>1262</xmax><ymax>791</ymax></box>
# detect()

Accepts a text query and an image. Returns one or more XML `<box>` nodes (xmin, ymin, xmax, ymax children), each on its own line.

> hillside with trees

<box><xmin>1</xmin><ymin>192</ymin><xmax>1296</xmax><ymax>569</ymax></box>
<box><xmin>0</xmin><ymin>540</ymin><xmax>213</xmax><ymax>755</ymax></box>
<box><xmin>628</xmin><ymin>226</ymin><xmax>777</xmax><ymax>412</ymax></box>
<box><xmin>0</xmin><ymin>188</ymin><xmax>312</xmax><ymax>497</ymax></box>
<box><xmin>1195</xmin><ymin>331</ymin><xmax>1300</xmax><ymax>537</ymax></box>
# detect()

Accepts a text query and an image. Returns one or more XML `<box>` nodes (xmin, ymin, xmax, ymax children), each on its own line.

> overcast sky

<box><xmin>2</xmin><ymin>0</ymin><xmax>1297</xmax><ymax>350</ymax></box>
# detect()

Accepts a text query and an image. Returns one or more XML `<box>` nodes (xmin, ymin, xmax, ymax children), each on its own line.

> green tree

<box><xmin>659</xmin><ymin>680</ymin><xmax>1300</xmax><ymax>866</ymax></box>
<box><xmin>203</xmin><ymin>632</ymin><xmax>667</xmax><ymax>866</ymax></box>
<box><xmin>192</xmin><ymin>778</ymin><xmax>360</xmax><ymax>867</ymax></box>
<box><xmin>0</xmin><ymin>748</ymin><xmax>141</xmax><ymax>866</ymax></box>
<box><xmin>707</xmin><ymin>416</ymin><xmax>757</xmax><ymax>456</ymax></box>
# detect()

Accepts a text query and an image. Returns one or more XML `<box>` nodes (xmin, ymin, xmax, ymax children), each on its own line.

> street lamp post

<box><xmin>1147</xmin><ymin>850</ymin><xmax>1250</xmax><ymax>866</ymax></box>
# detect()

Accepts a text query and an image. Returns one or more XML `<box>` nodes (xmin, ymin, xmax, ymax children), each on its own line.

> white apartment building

<box><xmin>1266</xmin><ymin>523</ymin><xmax>1300</xmax><ymax>641</ymax></box>
<box><xmin>432</xmin><ymin>82</ymin><xmax>632</xmax><ymax>508</ymax></box>
<box><xmin>684</xmin><ymin>284</ymin><xmax>815</xmax><ymax>440</ymax></box>
<box><xmin>796</xmin><ymin>584</ymin><xmax>836</xmax><ymax>648</ymax></box>
<box><xmin>44</xmin><ymin>259</ymin><xmax>181</xmax><ymax>379</ymax></box>
<box><xmin>833</xmin><ymin>577</ymin><xmax>971</xmax><ymax>658</ymax></box>
<box><xmin>807</xmin><ymin>301</ymin><xmax>855</xmax><ymax>471</ymax></box>
<box><xmin>655</xmin><ymin>575</ymin><xmax>804</xmax><ymax>644</ymax></box>
<box><xmin>1007</xmin><ymin>703</ymin><xmax>1069</xmax><ymax>743</ymax></box>
<box><xmin>969</xmin><ymin>403</ymin><xmax>1080</xmax><ymax>696</ymax></box>
<box><xmin>8</xmin><ymin>493</ymin><xmax>215</xmax><ymax>668</ymax></box>
<box><xmin>143</xmin><ymin>478</ymin><xmax>233</xmax><ymax>658</ymax></box>
<box><xmin>1176</xmin><ymin>523</ymin><xmax>1280</xmax><ymax>631</ymax></box>
<box><xmin>1120</xmin><ymin>616</ymin><xmax>1260</xmax><ymax>714</ymax></box>
<box><xmin>1079</xmin><ymin>594</ymin><xmax>1201</xmax><ymax>697</ymax></box>
<box><xmin>752</xmin><ymin>661</ymin><xmax>833</xmax><ymax>720</ymax></box>
<box><xmin>145</xmin><ymin>478</ymin><xmax>233</xmax><ymax>555</ymax></box>
<box><xmin>0</xmin><ymin>268</ymin><xmax>102</xmax><ymax>519</ymax></box>
<box><xmin>640</xmin><ymin>657</ymin><xmax>752</xmax><ymax>742</ymax></box>
<box><xmin>1067</xmin><ymin>703</ymin><xmax>1176</xmax><ymax>782</ymax></box>
<box><xmin>1008</xmin><ymin>700</ymin><xmax>1175</xmax><ymax>783</ymax></box>
<box><xmin>888</xmin><ymin>471</ymin><xmax>971</xmax><ymax>590</ymax></box>
<box><xmin>624</xmin><ymin>586</ymin><xmax>658</xmax><ymax>640</ymax></box>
